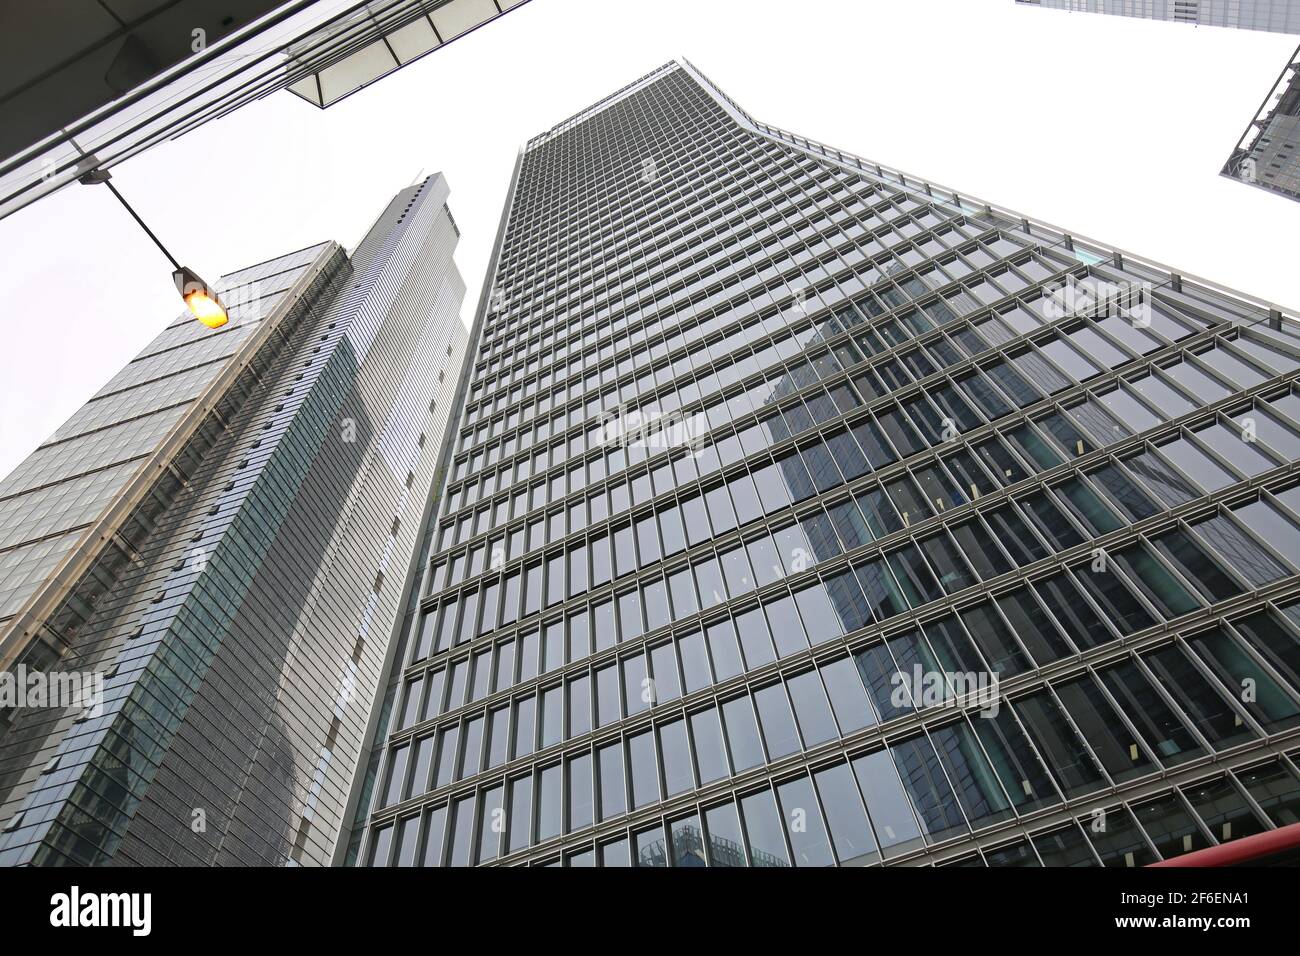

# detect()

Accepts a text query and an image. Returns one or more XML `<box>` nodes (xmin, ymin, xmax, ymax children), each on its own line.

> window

<box><xmin>1233</xmin><ymin>607</ymin><xmax>1300</xmax><ymax>692</ymax></box>
<box><xmin>754</xmin><ymin>683</ymin><xmax>801</xmax><ymax>759</ymax></box>
<box><xmin>536</xmin><ymin>764</ymin><xmax>562</xmax><ymax>842</ymax></box>
<box><xmin>478</xmin><ymin>786</ymin><xmax>504</xmax><ymax>863</ymax></box>
<box><xmin>447</xmin><ymin>795</ymin><xmax>476</xmax><ymax>866</ymax></box>
<box><xmin>995</xmin><ymin>587</ymin><xmax>1073</xmax><ymax>664</ymax></box>
<box><xmin>597</xmin><ymin>742</ymin><xmax>625</xmax><ymax>820</ymax></box>
<box><xmin>486</xmin><ymin>706</ymin><xmax>509</xmax><ymax>768</ymax></box>
<box><xmin>382</xmin><ymin>744</ymin><xmax>408</xmax><ymax>809</ymax></box>
<box><xmin>786</xmin><ymin>670</ymin><xmax>839</xmax><ymax>746</ymax></box>
<box><xmin>739</xmin><ymin>789</ymin><xmax>790</xmax><ymax>867</ymax></box>
<box><xmin>889</xmin><ymin>735</ymin><xmax>968</xmax><ymax>843</ymax></box>
<box><xmin>1055</xmin><ymin>675</ymin><xmax>1153</xmax><ymax>782</ymax></box>
<box><xmin>628</xmin><ymin>730</ymin><xmax>660</xmax><ymax>809</ymax></box>
<box><xmin>950</xmin><ymin>519</ymin><xmax>1012</xmax><ymax>578</ymax></box>
<box><xmin>972</xmin><ymin>710</ymin><xmax>1060</xmax><ymax>813</ymax></box>
<box><xmin>918</xmin><ymin>532</ymin><xmax>977</xmax><ymax>594</ymax></box>
<box><xmin>814</xmin><ymin>762</ymin><xmax>878</xmax><ymax>865</ymax></box>
<box><xmin>622</xmin><ymin>652</ymin><xmax>649</xmax><ymax>714</ymax></box>
<box><xmin>855</xmin><ymin>558</ymin><xmax>907</xmax><ymax>621</ymax></box>
<box><xmin>668</xmin><ymin>566</ymin><xmax>699</xmax><ymax>617</ymax></box>
<box><xmin>1073</xmin><ymin>561</ymin><xmax>1157</xmax><ymax>636</ymax></box>
<box><xmin>1083</xmin><ymin>805</ymin><xmax>1155</xmax><ymax>868</ymax></box>
<box><xmin>734</xmin><ymin>605</ymin><xmax>776</xmax><ymax>669</ymax></box>
<box><xmin>659</xmin><ymin>720</ymin><xmax>695</xmax><ymax>796</ymax></box>
<box><xmin>596</xmin><ymin>663</ymin><xmax>621</xmax><ymax>726</ymax></box>
<box><xmin>820</xmin><ymin>656</ymin><xmax>876</xmax><ymax>733</ymax></box>
<box><xmin>460</xmin><ymin>716</ymin><xmax>484</xmax><ymax>778</ymax></box>
<box><xmin>704</xmin><ymin>802</ymin><xmax>747</xmax><ymax>867</ymax></box>
<box><xmin>1233</xmin><ymin>761</ymin><xmax>1300</xmax><ymax>829</ymax></box>
<box><xmin>1031</xmin><ymin>824</ymin><xmax>1097</xmax><ymax>867</ymax></box>
<box><xmin>1226</xmin><ymin>501</ymin><xmax>1300</xmax><ymax>575</ymax></box>
<box><xmin>681</xmin><ymin>632</ymin><xmax>712</xmax><ymax>691</ymax></box>
<box><xmin>1181</xmin><ymin>776</ymin><xmax>1266</xmax><ymax>846</ymax></box>
<box><xmin>690</xmin><ymin>706</ymin><xmax>730</xmax><ymax>783</ymax></box>
<box><xmin>434</xmin><ymin>725</ymin><xmax>459</xmax><ymax>788</ymax></box>
<box><xmin>1155</xmin><ymin>436</ymin><xmax>1234</xmax><ymax>493</ymax></box>
<box><xmin>617</xmin><ymin>589</ymin><xmax>644</xmax><ymax>643</ymax></box>
<box><xmin>792</xmin><ymin>582</ymin><xmax>842</xmax><ymax>645</ymax></box>
<box><xmin>1033</xmin><ymin>572</ymin><xmax>1112</xmax><ymax>651</ymax></box>
<box><xmin>722</xmin><ymin>696</ymin><xmax>765</xmax><ymax>771</ymax></box>
<box><xmin>421</xmin><ymin>806</ymin><xmax>448</xmax><ymax>867</ymax></box>
<box><xmin>855</xmin><ymin>643</ymin><xmax>913</xmax><ymax>722</ymax></box>
<box><xmin>567</xmin><ymin>753</ymin><xmax>594</xmax><ymax>832</ymax></box>
<box><xmin>1187</xmin><ymin>627</ymin><xmax>1300</xmax><ymax>733</ymax></box>
<box><xmin>1014</xmin><ymin>692</ymin><xmax>1107</xmax><ymax>798</ymax></box>
<box><xmin>704</xmin><ymin>616</ymin><xmax>745</xmax><ymax>679</ymax></box>
<box><xmin>851</xmin><ymin>749</ymin><xmax>924</xmax><ymax>855</ymax></box>
<box><xmin>929</xmin><ymin>719</ymin><xmax>1014</xmax><ymax>829</ymax></box>
<box><xmin>776</xmin><ymin>776</ymin><xmax>835</xmax><ymax>867</ymax></box>
<box><xmin>1098</xmin><ymin>659</ymin><xmax>1203</xmax><ymax>766</ymax></box>
<box><xmin>1142</xmin><ymin>645</ymin><xmax>1255</xmax><ymax>749</ymax></box>
<box><xmin>1110</xmin><ymin>543</ymin><xmax>1199</xmax><ymax>619</ymax></box>
<box><xmin>959</xmin><ymin>604</ymin><xmax>1031</xmax><ymax>676</ymax></box>
<box><xmin>887</xmin><ymin>545</ymin><xmax>944</xmax><ymax>607</ymax></box>
<box><xmin>1150</xmin><ymin>528</ymin><xmax>1242</xmax><ymax>603</ymax></box>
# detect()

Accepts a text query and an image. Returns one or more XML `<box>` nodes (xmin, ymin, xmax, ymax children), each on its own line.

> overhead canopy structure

<box><xmin>0</xmin><ymin>0</ymin><xmax>530</xmax><ymax>221</ymax></box>
<box><xmin>0</xmin><ymin>0</ymin><xmax>284</xmax><ymax>163</ymax></box>
<box><xmin>287</xmin><ymin>0</ymin><xmax>523</xmax><ymax>108</ymax></box>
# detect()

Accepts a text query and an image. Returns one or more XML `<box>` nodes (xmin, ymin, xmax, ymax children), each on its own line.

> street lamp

<box><xmin>80</xmin><ymin>168</ymin><xmax>228</xmax><ymax>329</ymax></box>
<box><xmin>172</xmin><ymin>266</ymin><xmax>227</xmax><ymax>329</ymax></box>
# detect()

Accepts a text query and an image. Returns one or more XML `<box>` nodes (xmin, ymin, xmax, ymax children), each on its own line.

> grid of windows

<box><xmin>0</xmin><ymin>177</ymin><xmax>467</xmax><ymax>866</ymax></box>
<box><xmin>359</xmin><ymin>60</ymin><xmax>1300</xmax><ymax>867</ymax></box>
<box><xmin>1016</xmin><ymin>0</ymin><xmax>1300</xmax><ymax>34</ymax></box>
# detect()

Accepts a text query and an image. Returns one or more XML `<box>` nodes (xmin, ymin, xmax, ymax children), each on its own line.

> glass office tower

<box><xmin>354</xmin><ymin>60</ymin><xmax>1300</xmax><ymax>868</ymax></box>
<box><xmin>1014</xmin><ymin>0</ymin><xmax>1300</xmax><ymax>34</ymax></box>
<box><xmin>0</xmin><ymin>174</ymin><xmax>467</xmax><ymax>865</ymax></box>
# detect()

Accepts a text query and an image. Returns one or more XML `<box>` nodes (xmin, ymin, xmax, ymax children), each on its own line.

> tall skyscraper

<box><xmin>1015</xmin><ymin>0</ymin><xmax>1300</xmax><ymax>33</ymax></box>
<box><xmin>0</xmin><ymin>174</ymin><xmax>468</xmax><ymax>866</ymax></box>
<box><xmin>351</xmin><ymin>60</ymin><xmax>1300</xmax><ymax>868</ymax></box>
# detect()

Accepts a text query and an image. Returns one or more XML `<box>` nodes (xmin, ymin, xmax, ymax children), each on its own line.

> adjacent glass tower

<box><xmin>354</xmin><ymin>60</ymin><xmax>1300</xmax><ymax>869</ymax></box>
<box><xmin>1223</xmin><ymin>42</ymin><xmax>1300</xmax><ymax>202</ymax></box>
<box><xmin>0</xmin><ymin>174</ymin><xmax>467</xmax><ymax>865</ymax></box>
<box><xmin>1015</xmin><ymin>0</ymin><xmax>1300</xmax><ymax>33</ymax></box>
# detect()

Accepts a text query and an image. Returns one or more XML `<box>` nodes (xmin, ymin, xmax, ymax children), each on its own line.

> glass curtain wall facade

<box><xmin>1014</xmin><ymin>0</ymin><xmax>1300</xmax><ymax>33</ymax></box>
<box><xmin>0</xmin><ymin>174</ymin><xmax>467</xmax><ymax>866</ymax></box>
<box><xmin>1224</xmin><ymin>43</ymin><xmax>1300</xmax><ymax>203</ymax></box>
<box><xmin>356</xmin><ymin>60</ymin><xmax>1300</xmax><ymax>869</ymax></box>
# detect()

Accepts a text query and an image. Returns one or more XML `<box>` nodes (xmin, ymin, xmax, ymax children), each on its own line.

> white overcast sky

<box><xmin>1</xmin><ymin>0</ymin><xmax>1298</xmax><ymax>482</ymax></box>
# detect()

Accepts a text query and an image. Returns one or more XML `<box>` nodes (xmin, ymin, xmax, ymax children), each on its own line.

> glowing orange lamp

<box><xmin>173</xmin><ymin>267</ymin><xmax>228</xmax><ymax>329</ymax></box>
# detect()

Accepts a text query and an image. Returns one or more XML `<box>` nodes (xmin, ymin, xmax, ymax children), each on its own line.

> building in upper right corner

<box><xmin>1223</xmin><ymin>43</ymin><xmax>1300</xmax><ymax>202</ymax></box>
<box><xmin>1014</xmin><ymin>0</ymin><xmax>1300</xmax><ymax>34</ymax></box>
<box><xmin>1016</xmin><ymin>2</ymin><xmax>1300</xmax><ymax>204</ymax></box>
